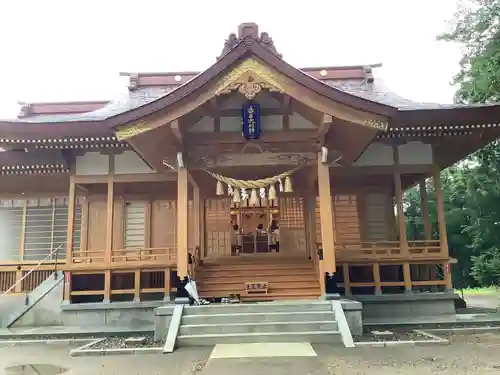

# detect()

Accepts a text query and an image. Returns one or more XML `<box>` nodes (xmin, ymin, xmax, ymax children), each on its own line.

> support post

<box><xmin>177</xmin><ymin>167</ymin><xmax>189</xmax><ymax>279</ymax></box>
<box><xmin>193</xmin><ymin>183</ymin><xmax>200</xmax><ymax>250</ymax></box>
<box><xmin>433</xmin><ymin>168</ymin><xmax>452</xmax><ymax>290</ymax></box>
<box><xmin>393</xmin><ymin>145</ymin><xmax>411</xmax><ymax>292</ymax></box>
<box><xmin>104</xmin><ymin>176</ymin><xmax>114</xmax><ymax>303</ymax></box>
<box><xmin>317</xmin><ymin>154</ymin><xmax>337</xmax><ymax>296</ymax></box>
<box><xmin>419</xmin><ymin>179</ymin><xmax>432</xmax><ymax>240</ymax></box>
<box><xmin>63</xmin><ymin>177</ymin><xmax>76</xmax><ymax>303</ymax></box>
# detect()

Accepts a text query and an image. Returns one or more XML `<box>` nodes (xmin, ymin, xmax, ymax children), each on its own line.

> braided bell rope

<box><xmin>203</xmin><ymin>162</ymin><xmax>304</xmax><ymax>189</ymax></box>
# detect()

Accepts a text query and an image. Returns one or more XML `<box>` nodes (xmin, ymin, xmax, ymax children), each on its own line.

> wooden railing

<box><xmin>71</xmin><ymin>247</ymin><xmax>177</xmax><ymax>265</ymax></box>
<box><xmin>335</xmin><ymin>240</ymin><xmax>444</xmax><ymax>261</ymax></box>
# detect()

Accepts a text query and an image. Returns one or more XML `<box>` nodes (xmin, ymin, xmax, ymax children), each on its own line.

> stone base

<box><xmin>322</xmin><ymin>293</ymin><xmax>341</xmax><ymax>301</ymax></box>
<box><xmin>352</xmin><ymin>292</ymin><xmax>458</xmax><ymax>319</ymax></box>
<box><xmin>340</xmin><ymin>299</ymin><xmax>363</xmax><ymax>336</ymax></box>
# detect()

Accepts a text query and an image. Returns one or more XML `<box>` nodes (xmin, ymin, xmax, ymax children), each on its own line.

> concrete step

<box><xmin>183</xmin><ymin>301</ymin><xmax>332</xmax><ymax>315</ymax></box>
<box><xmin>179</xmin><ymin>320</ymin><xmax>338</xmax><ymax>335</ymax></box>
<box><xmin>177</xmin><ymin>330</ymin><xmax>343</xmax><ymax>346</ymax></box>
<box><xmin>181</xmin><ymin>310</ymin><xmax>336</xmax><ymax>325</ymax></box>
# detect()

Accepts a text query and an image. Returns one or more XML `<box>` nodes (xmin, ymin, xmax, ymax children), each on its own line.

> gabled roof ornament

<box><xmin>217</xmin><ymin>22</ymin><xmax>282</xmax><ymax>60</ymax></box>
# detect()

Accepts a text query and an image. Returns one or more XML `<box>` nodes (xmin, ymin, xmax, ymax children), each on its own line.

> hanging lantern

<box><xmin>268</xmin><ymin>184</ymin><xmax>277</xmax><ymax>200</ymax></box>
<box><xmin>249</xmin><ymin>188</ymin><xmax>259</xmax><ymax>207</ymax></box>
<box><xmin>284</xmin><ymin>176</ymin><xmax>293</xmax><ymax>193</ymax></box>
<box><xmin>228</xmin><ymin>185</ymin><xmax>234</xmax><ymax>196</ymax></box>
<box><xmin>216</xmin><ymin>180</ymin><xmax>224</xmax><ymax>196</ymax></box>
<box><xmin>233</xmin><ymin>187</ymin><xmax>241</xmax><ymax>203</ymax></box>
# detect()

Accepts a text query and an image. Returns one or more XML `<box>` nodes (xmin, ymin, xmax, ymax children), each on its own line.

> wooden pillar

<box><xmin>66</xmin><ymin>177</ymin><xmax>76</xmax><ymax>264</ymax></box>
<box><xmin>177</xmin><ymin>168</ymin><xmax>189</xmax><ymax>279</ymax></box>
<box><xmin>373</xmin><ymin>263</ymin><xmax>382</xmax><ymax>295</ymax></box>
<box><xmin>393</xmin><ymin>145</ymin><xmax>411</xmax><ymax>292</ymax></box>
<box><xmin>419</xmin><ymin>179</ymin><xmax>432</xmax><ymax>240</ymax></box>
<box><xmin>164</xmin><ymin>267</ymin><xmax>171</xmax><ymax>301</ymax></box>
<box><xmin>199</xmin><ymin>196</ymin><xmax>206</xmax><ymax>261</ymax></box>
<box><xmin>317</xmin><ymin>155</ymin><xmax>336</xmax><ymax>276</ymax></box>
<box><xmin>433</xmin><ymin>168</ymin><xmax>452</xmax><ymax>290</ymax></box>
<box><xmin>193</xmin><ymin>184</ymin><xmax>200</xmax><ymax>249</ymax></box>
<box><xmin>104</xmin><ymin>177</ymin><xmax>114</xmax><ymax>303</ymax></box>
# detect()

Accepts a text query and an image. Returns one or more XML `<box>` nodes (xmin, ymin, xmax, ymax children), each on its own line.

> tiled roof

<box><xmin>7</xmin><ymin>76</ymin><xmax>453</xmax><ymax>124</ymax></box>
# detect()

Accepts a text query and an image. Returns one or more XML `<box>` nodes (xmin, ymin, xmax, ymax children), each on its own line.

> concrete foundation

<box><xmin>340</xmin><ymin>299</ymin><xmax>363</xmax><ymax>336</ymax></box>
<box><xmin>353</xmin><ymin>292</ymin><xmax>458</xmax><ymax>319</ymax></box>
<box><xmin>60</xmin><ymin>301</ymin><xmax>163</xmax><ymax>327</ymax></box>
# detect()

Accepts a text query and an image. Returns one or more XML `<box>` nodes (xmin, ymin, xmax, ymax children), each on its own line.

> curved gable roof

<box><xmin>103</xmin><ymin>38</ymin><xmax>396</xmax><ymax>130</ymax></box>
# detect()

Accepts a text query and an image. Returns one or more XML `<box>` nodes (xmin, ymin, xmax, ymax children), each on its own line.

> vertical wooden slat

<box><xmin>105</xmin><ymin>179</ymin><xmax>114</xmax><ymax>262</ymax></box>
<box><xmin>63</xmin><ymin>271</ymin><xmax>71</xmax><ymax>302</ymax></box>
<box><xmin>373</xmin><ymin>263</ymin><xmax>382</xmax><ymax>295</ymax></box>
<box><xmin>342</xmin><ymin>263</ymin><xmax>351</xmax><ymax>295</ymax></box>
<box><xmin>104</xmin><ymin>270</ymin><xmax>111</xmax><ymax>303</ymax></box>
<box><xmin>403</xmin><ymin>263</ymin><xmax>412</xmax><ymax>292</ymax></box>
<box><xmin>177</xmin><ymin>168</ymin><xmax>189</xmax><ymax>279</ymax></box>
<box><xmin>164</xmin><ymin>268</ymin><xmax>171</xmax><ymax>301</ymax></box>
<box><xmin>134</xmin><ymin>269</ymin><xmax>141</xmax><ymax>301</ymax></box>
<box><xmin>317</xmin><ymin>154</ymin><xmax>336</xmax><ymax>275</ymax></box>
<box><xmin>20</xmin><ymin>200</ymin><xmax>27</xmax><ymax>261</ymax></box>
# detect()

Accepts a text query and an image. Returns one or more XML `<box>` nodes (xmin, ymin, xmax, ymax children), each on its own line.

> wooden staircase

<box><xmin>196</xmin><ymin>254</ymin><xmax>321</xmax><ymax>301</ymax></box>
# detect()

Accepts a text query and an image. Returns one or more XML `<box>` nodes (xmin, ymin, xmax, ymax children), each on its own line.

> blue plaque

<box><xmin>242</xmin><ymin>102</ymin><xmax>261</xmax><ymax>140</ymax></box>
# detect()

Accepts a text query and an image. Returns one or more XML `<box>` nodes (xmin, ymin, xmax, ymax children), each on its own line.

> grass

<box><xmin>462</xmin><ymin>286</ymin><xmax>500</xmax><ymax>295</ymax></box>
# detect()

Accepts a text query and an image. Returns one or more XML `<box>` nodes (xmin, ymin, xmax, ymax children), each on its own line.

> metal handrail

<box><xmin>0</xmin><ymin>244</ymin><xmax>63</xmax><ymax>303</ymax></box>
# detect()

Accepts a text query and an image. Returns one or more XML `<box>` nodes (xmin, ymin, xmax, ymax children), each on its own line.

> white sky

<box><xmin>0</xmin><ymin>0</ymin><xmax>462</xmax><ymax>118</ymax></box>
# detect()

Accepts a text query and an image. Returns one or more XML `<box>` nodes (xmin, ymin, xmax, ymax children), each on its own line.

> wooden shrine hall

<box><xmin>1</xmin><ymin>22</ymin><xmax>500</xmax><ymax>304</ymax></box>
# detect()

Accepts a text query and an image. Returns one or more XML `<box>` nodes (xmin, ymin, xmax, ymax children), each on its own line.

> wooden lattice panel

<box><xmin>205</xmin><ymin>198</ymin><xmax>231</xmax><ymax>257</ymax></box>
<box><xmin>151</xmin><ymin>200</ymin><xmax>177</xmax><ymax>248</ymax></box>
<box><xmin>315</xmin><ymin>195</ymin><xmax>361</xmax><ymax>244</ymax></box>
<box><xmin>279</xmin><ymin>197</ymin><xmax>306</xmax><ymax>254</ymax></box>
<box><xmin>364</xmin><ymin>193</ymin><xmax>390</xmax><ymax>241</ymax></box>
<box><xmin>333</xmin><ymin>195</ymin><xmax>361</xmax><ymax>243</ymax></box>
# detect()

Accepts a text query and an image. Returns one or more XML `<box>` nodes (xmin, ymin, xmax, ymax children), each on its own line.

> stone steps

<box><xmin>179</xmin><ymin>320</ymin><xmax>338</xmax><ymax>335</ymax></box>
<box><xmin>177</xmin><ymin>301</ymin><xmax>342</xmax><ymax>346</ymax></box>
<box><xmin>177</xmin><ymin>330</ymin><xmax>342</xmax><ymax>346</ymax></box>
<box><xmin>181</xmin><ymin>310</ymin><xmax>335</xmax><ymax>324</ymax></box>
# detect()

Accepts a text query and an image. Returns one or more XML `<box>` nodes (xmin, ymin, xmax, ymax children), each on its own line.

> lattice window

<box><xmin>0</xmin><ymin>197</ymin><xmax>81</xmax><ymax>261</ymax></box>
<box><xmin>124</xmin><ymin>201</ymin><xmax>147</xmax><ymax>249</ymax></box>
<box><xmin>364</xmin><ymin>193</ymin><xmax>390</xmax><ymax>241</ymax></box>
<box><xmin>279</xmin><ymin>197</ymin><xmax>305</xmax><ymax>228</ymax></box>
<box><xmin>205</xmin><ymin>198</ymin><xmax>230</xmax><ymax>257</ymax></box>
<box><xmin>333</xmin><ymin>195</ymin><xmax>360</xmax><ymax>243</ymax></box>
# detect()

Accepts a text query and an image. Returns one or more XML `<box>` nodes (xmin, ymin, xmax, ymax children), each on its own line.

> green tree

<box><xmin>405</xmin><ymin>0</ymin><xmax>500</xmax><ymax>287</ymax></box>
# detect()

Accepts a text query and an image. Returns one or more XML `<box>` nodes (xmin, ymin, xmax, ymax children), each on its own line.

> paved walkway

<box><xmin>0</xmin><ymin>324</ymin><xmax>152</xmax><ymax>337</ymax></box>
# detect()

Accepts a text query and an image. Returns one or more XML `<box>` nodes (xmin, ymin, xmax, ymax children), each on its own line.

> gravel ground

<box><xmin>319</xmin><ymin>332</ymin><xmax>500</xmax><ymax>374</ymax></box>
<box><xmin>87</xmin><ymin>335</ymin><xmax>165</xmax><ymax>349</ymax></box>
<box><xmin>0</xmin><ymin>335</ymin><xmax>85</xmax><ymax>341</ymax></box>
<box><xmin>353</xmin><ymin>329</ymin><xmax>435</xmax><ymax>343</ymax></box>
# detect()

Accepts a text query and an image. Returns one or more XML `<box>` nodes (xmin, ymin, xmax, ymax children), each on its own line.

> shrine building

<box><xmin>1</xmin><ymin>22</ymin><xmax>498</xmax><ymax>315</ymax></box>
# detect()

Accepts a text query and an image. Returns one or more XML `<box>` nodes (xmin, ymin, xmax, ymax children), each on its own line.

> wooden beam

<box><xmin>317</xmin><ymin>154</ymin><xmax>336</xmax><ymax>277</ymax></box>
<box><xmin>73</xmin><ymin>173</ymin><xmax>176</xmax><ymax>184</ymax></box>
<box><xmin>317</xmin><ymin>114</ymin><xmax>333</xmax><ymax>137</ymax></box>
<box><xmin>177</xmin><ymin>167</ymin><xmax>189</xmax><ymax>279</ymax></box>
<box><xmin>170</xmin><ymin>119</ymin><xmax>183</xmax><ymax>144</ymax></box>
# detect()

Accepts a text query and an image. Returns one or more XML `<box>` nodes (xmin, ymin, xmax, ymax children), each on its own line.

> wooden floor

<box><xmin>197</xmin><ymin>253</ymin><xmax>321</xmax><ymax>301</ymax></box>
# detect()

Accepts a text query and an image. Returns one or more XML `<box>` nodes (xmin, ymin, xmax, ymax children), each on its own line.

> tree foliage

<box><xmin>404</xmin><ymin>0</ymin><xmax>500</xmax><ymax>287</ymax></box>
